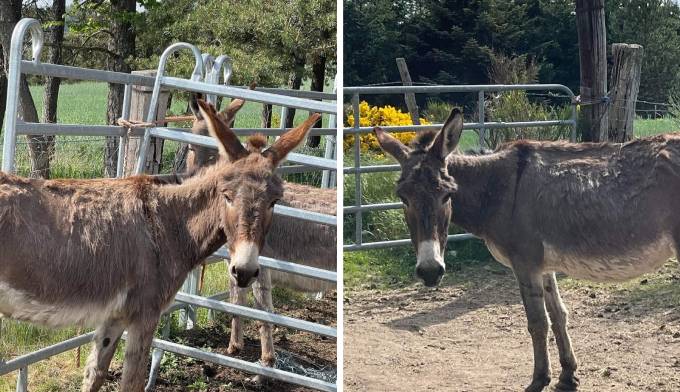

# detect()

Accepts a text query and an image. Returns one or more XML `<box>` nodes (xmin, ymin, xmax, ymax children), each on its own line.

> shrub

<box><xmin>344</xmin><ymin>101</ymin><xmax>430</xmax><ymax>152</ymax></box>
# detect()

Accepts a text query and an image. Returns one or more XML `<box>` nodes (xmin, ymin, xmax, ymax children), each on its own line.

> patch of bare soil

<box><xmin>344</xmin><ymin>263</ymin><xmax>680</xmax><ymax>392</ymax></box>
<box><xmin>106</xmin><ymin>292</ymin><xmax>336</xmax><ymax>392</ymax></box>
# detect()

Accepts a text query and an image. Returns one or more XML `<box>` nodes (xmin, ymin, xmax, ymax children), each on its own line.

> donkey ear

<box><xmin>374</xmin><ymin>127</ymin><xmax>411</xmax><ymax>164</ymax></box>
<box><xmin>264</xmin><ymin>113</ymin><xmax>321</xmax><ymax>167</ymax></box>
<box><xmin>196</xmin><ymin>99</ymin><xmax>248</xmax><ymax>162</ymax></box>
<box><xmin>221</xmin><ymin>82</ymin><xmax>256</xmax><ymax>127</ymax></box>
<box><xmin>430</xmin><ymin>108</ymin><xmax>464</xmax><ymax>160</ymax></box>
<box><xmin>189</xmin><ymin>93</ymin><xmax>204</xmax><ymax>120</ymax></box>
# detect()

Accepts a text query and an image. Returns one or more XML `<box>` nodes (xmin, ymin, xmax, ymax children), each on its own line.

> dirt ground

<box><xmin>344</xmin><ymin>262</ymin><xmax>680</xmax><ymax>392</ymax></box>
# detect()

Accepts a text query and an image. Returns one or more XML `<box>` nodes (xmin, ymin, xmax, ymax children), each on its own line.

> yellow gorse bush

<box><xmin>344</xmin><ymin>101</ymin><xmax>430</xmax><ymax>152</ymax></box>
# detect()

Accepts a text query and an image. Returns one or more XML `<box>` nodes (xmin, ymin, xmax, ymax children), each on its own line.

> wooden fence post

<box><xmin>576</xmin><ymin>0</ymin><xmax>608</xmax><ymax>142</ymax></box>
<box><xmin>123</xmin><ymin>70</ymin><xmax>171</xmax><ymax>176</ymax></box>
<box><xmin>608</xmin><ymin>43</ymin><xmax>643</xmax><ymax>142</ymax></box>
<box><xmin>396</xmin><ymin>58</ymin><xmax>420</xmax><ymax>125</ymax></box>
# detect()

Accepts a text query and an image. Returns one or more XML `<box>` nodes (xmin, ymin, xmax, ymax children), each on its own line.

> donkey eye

<box><xmin>224</xmin><ymin>194</ymin><xmax>233</xmax><ymax>204</ymax></box>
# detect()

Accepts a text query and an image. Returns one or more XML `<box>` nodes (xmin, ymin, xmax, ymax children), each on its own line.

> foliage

<box><xmin>344</xmin><ymin>101</ymin><xmax>430</xmax><ymax>152</ymax></box>
<box><xmin>345</xmin><ymin>0</ymin><xmax>680</xmax><ymax>105</ymax></box>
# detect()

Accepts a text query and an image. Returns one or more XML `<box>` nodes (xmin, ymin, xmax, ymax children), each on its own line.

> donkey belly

<box><xmin>0</xmin><ymin>280</ymin><xmax>128</xmax><ymax>328</ymax></box>
<box><xmin>543</xmin><ymin>234</ymin><xmax>675</xmax><ymax>282</ymax></box>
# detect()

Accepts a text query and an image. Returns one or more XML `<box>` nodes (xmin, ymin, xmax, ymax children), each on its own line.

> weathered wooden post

<box><xmin>608</xmin><ymin>43</ymin><xmax>643</xmax><ymax>142</ymax></box>
<box><xmin>576</xmin><ymin>0</ymin><xmax>608</xmax><ymax>142</ymax></box>
<box><xmin>396</xmin><ymin>58</ymin><xmax>420</xmax><ymax>125</ymax></box>
<box><xmin>123</xmin><ymin>70</ymin><xmax>171</xmax><ymax>176</ymax></box>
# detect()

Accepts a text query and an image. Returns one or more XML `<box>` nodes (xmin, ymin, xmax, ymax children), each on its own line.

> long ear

<box><xmin>189</xmin><ymin>93</ymin><xmax>204</xmax><ymax>120</ymax></box>
<box><xmin>221</xmin><ymin>82</ymin><xmax>256</xmax><ymax>127</ymax></box>
<box><xmin>264</xmin><ymin>113</ymin><xmax>321</xmax><ymax>167</ymax></box>
<box><xmin>374</xmin><ymin>127</ymin><xmax>411</xmax><ymax>164</ymax></box>
<box><xmin>430</xmin><ymin>108</ymin><xmax>464</xmax><ymax>160</ymax></box>
<box><xmin>196</xmin><ymin>99</ymin><xmax>248</xmax><ymax>162</ymax></box>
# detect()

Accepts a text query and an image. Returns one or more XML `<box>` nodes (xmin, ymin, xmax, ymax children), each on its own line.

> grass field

<box><xmin>0</xmin><ymin>81</ymin><xmax>333</xmax><ymax>391</ymax></box>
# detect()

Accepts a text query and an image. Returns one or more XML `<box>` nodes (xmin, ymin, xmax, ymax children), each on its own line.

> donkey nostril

<box><xmin>254</xmin><ymin>268</ymin><xmax>260</xmax><ymax>278</ymax></box>
<box><xmin>437</xmin><ymin>265</ymin><xmax>445</xmax><ymax>276</ymax></box>
<box><xmin>230</xmin><ymin>265</ymin><xmax>237</xmax><ymax>277</ymax></box>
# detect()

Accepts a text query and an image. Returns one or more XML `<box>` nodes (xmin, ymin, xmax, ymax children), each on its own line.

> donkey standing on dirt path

<box><xmin>0</xmin><ymin>99</ymin><xmax>319</xmax><ymax>392</ymax></box>
<box><xmin>185</xmin><ymin>94</ymin><xmax>336</xmax><ymax>374</ymax></box>
<box><xmin>374</xmin><ymin>108</ymin><xmax>680</xmax><ymax>392</ymax></box>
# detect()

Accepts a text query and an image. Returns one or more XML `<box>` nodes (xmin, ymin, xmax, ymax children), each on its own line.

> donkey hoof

<box><xmin>524</xmin><ymin>376</ymin><xmax>551</xmax><ymax>392</ymax></box>
<box><xmin>227</xmin><ymin>344</ymin><xmax>242</xmax><ymax>355</ymax></box>
<box><xmin>555</xmin><ymin>375</ymin><xmax>580</xmax><ymax>391</ymax></box>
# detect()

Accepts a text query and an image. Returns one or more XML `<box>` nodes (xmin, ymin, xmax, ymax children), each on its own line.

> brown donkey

<box><xmin>185</xmin><ymin>94</ymin><xmax>336</xmax><ymax>374</ymax></box>
<box><xmin>0</xmin><ymin>100</ymin><xmax>319</xmax><ymax>392</ymax></box>
<box><xmin>374</xmin><ymin>108</ymin><xmax>680</xmax><ymax>392</ymax></box>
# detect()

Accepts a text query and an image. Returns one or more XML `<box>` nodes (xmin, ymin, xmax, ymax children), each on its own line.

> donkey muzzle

<box><xmin>416</xmin><ymin>240</ymin><xmax>445</xmax><ymax>287</ymax></box>
<box><xmin>230</xmin><ymin>241</ymin><xmax>261</xmax><ymax>288</ymax></box>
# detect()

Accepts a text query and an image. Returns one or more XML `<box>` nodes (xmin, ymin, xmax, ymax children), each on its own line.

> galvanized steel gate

<box><xmin>0</xmin><ymin>18</ymin><xmax>337</xmax><ymax>392</ymax></box>
<box><xmin>343</xmin><ymin>84</ymin><xmax>577</xmax><ymax>251</ymax></box>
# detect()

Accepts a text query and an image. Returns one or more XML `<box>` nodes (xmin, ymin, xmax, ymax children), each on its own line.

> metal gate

<box><xmin>343</xmin><ymin>84</ymin><xmax>577</xmax><ymax>251</ymax></box>
<box><xmin>0</xmin><ymin>18</ymin><xmax>338</xmax><ymax>392</ymax></box>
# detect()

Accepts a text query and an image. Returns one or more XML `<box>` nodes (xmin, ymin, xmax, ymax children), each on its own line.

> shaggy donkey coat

<box><xmin>375</xmin><ymin>108</ymin><xmax>680</xmax><ymax>392</ymax></box>
<box><xmin>0</xmin><ymin>99</ymin><xmax>319</xmax><ymax>392</ymax></box>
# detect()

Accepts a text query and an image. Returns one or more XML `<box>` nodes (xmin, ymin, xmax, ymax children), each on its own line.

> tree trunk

<box><xmin>0</xmin><ymin>0</ymin><xmax>44</xmax><ymax>178</ymax></box>
<box><xmin>104</xmin><ymin>0</ymin><xmax>136</xmax><ymax>177</ymax></box>
<box><xmin>608</xmin><ymin>43</ymin><xmax>643</xmax><ymax>143</ymax></box>
<box><xmin>38</xmin><ymin>0</ymin><xmax>66</xmax><ymax>179</ymax></box>
<box><xmin>284</xmin><ymin>55</ymin><xmax>306</xmax><ymax>128</ymax></box>
<box><xmin>575</xmin><ymin>0</ymin><xmax>608</xmax><ymax>142</ymax></box>
<box><xmin>307</xmin><ymin>54</ymin><xmax>326</xmax><ymax>148</ymax></box>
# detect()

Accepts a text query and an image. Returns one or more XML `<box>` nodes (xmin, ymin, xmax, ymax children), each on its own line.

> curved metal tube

<box><xmin>1</xmin><ymin>18</ymin><xmax>44</xmax><ymax>173</ymax></box>
<box><xmin>134</xmin><ymin>42</ymin><xmax>204</xmax><ymax>174</ymax></box>
<box><xmin>212</xmin><ymin>54</ymin><xmax>233</xmax><ymax>85</ymax></box>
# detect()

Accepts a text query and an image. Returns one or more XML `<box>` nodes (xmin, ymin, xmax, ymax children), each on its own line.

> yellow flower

<box><xmin>344</xmin><ymin>101</ymin><xmax>430</xmax><ymax>152</ymax></box>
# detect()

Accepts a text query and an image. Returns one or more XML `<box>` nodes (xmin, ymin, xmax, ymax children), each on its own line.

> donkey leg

<box><xmin>516</xmin><ymin>270</ymin><xmax>551</xmax><ymax>392</ymax></box>
<box><xmin>543</xmin><ymin>273</ymin><xmax>579</xmax><ymax>391</ymax></box>
<box><xmin>81</xmin><ymin>318</ymin><xmax>126</xmax><ymax>392</ymax></box>
<box><xmin>252</xmin><ymin>268</ymin><xmax>276</xmax><ymax>368</ymax></box>
<box><xmin>120</xmin><ymin>317</ymin><xmax>159</xmax><ymax>392</ymax></box>
<box><xmin>227</xmin><ymin>282</ymin><xmax>248</xmax><ymax>355</ymax></box>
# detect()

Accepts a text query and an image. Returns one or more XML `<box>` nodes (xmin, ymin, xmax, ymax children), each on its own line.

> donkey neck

<box><xmin>156</xmin><ymin>166</ymin><xmax>227</xmax><ymax>267</ymax></box>
<box><xmin>446</xmin><ymin>151</ymin><xmax>513</xmax><ymax>236</ymax></box>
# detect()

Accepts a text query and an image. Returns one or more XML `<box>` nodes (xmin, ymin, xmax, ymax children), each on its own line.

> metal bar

<box><xmin>478</xmin><ymin>90</ymin><xmax>485</xmax><ymax>148</ymax></box>
<box><xmin>344</xmin><ymin>202</ymin><xmax>402</xmax><ymax>213</ymax></box>
<box><xmin>344</xmin><ymin>84</ymin><xmax>576</xmax><ymax>96</ymax></box>
<box><xmin>322</xmin><ymin>79</ymin><xmax>338</xmax><ymax>189</ymax></box>
<box><xmin>342</xmin><ymin>120</ymin><xmax>575</xmax><ymax>134</ymax></box>
<box><xmin>210</xmin><ymin>248</ymin><xmax>337</xmax><ymax>283</ymax></box>
<box><xmin>344</xmin><ymin>233</ymin><xmax>478</xmax><ymax>251</ymax></box>
<box><xmin>2</xmin><ymin>18</ymin><xmax>43</xmax><ymax>173</ymax></box>
<box><xmin>273</xmin><ymin>204</ymin><xmax>336</xmax><ymax>226</ymax></box>
<box><xmin>0</xmin><ymin>332</ymin><xmax>95</xmax><ymax>375</ymax></box>
<box><xmin>174</xmin><ymin>293</ymin><xmax>337</xmax><ymax>338</ymax></box>
<box><xmin>143</xmin><ymin>336</ymin><xmax>336</xmax><ymax>392</ymax></box>
<box><xmin>256</xmin><ymin>87</ymin><xmax>335</xmax><ymax>100</ymax></box>
<box><xmin>162</xmin><ymin>77</ymin><xmax>336</xmax><ymax>114</ymax></box>
<box><xmin>15</xmin><ymin>367</ymin><xmax>27</xmax><ymax>392</ymax></box>
<box><xmin>343</xmin><ymin>164</ymin><xmax>401</xmax><ymax>174</ymax></box>
<box><xmin>117</xmin><ymin>84</ymin><xmax>132</xmax><ymax>178</ymax></box>
<box><xmin>21</xmin><ymin>61</ymin><xmax>155</xmax><ymax>86</ymax></box>
<box><xmin>352</xmin><ymin>94</ymin><xmax>362</xmax><ymax>246</ymax></box>
<box><xmin>15</xmin><ymin>123</ymin><xmax>125</xmax><ymax>136</ymax></box>
<box><xmin>146</xmin><ymin>126</ymin><xmax>336</xmax><ymax>137</ymax></box>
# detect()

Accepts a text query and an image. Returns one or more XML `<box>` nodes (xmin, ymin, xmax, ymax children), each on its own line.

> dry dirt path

<box><xmin>344</xmin><ymin>263</ymin><xmax>680</xmax><ymax>392</ymax></box>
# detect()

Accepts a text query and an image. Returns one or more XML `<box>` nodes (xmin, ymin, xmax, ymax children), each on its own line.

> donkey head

<box><xmin>196</xmin><ymin>99</ymin><xmax>320</xmax><ymax>288</ymax></box>
<box><xmin>374</xmin><ymin>108</ymin><xmax>463</xmax><ymax>287</ymax></box>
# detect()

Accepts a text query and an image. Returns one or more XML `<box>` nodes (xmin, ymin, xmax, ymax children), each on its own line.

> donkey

<box><xmin>0</xmin><ymin>99</ymin><xmax>319</xmax><ymax>392</ymax></box>
<box><xmin>374</xmin><ymin>108</ymin><xmax>680</xmax><ymax>392</ymax></box>
<box><xmin>185</xmin><ymin>94</ymin><xmax>336</xmax><ymax>373</ymax></box>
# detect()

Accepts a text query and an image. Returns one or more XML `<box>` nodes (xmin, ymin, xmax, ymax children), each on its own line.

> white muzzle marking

<box><xmin>417</xmin><ymin>239</ymin><xmax>444</xmax><ymax>270</ymax></box>
<box><xmin>231</xmin><ymin>241</ymin><xmax>259</xmax><ymax>271</ymax></box>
